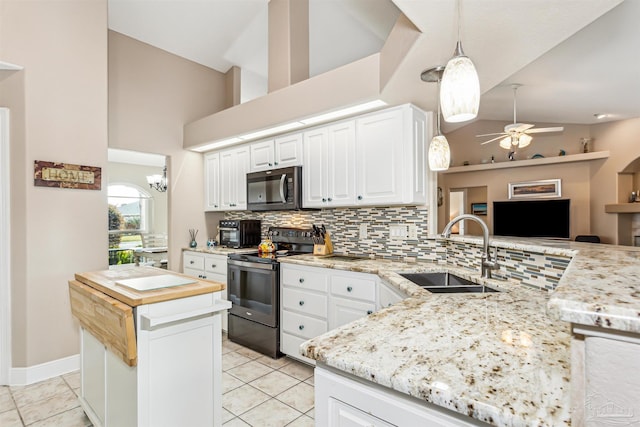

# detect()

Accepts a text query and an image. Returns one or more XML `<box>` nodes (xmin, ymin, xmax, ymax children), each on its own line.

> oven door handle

<box><xmin>279</xmin><ymin>173</ymin><xmax>287</xmax><ymax>203</ymax></box>
<box><xmin>228</xmin><ymin>259</ymin><xmax>275</xmax><ymax>271</ymax></box>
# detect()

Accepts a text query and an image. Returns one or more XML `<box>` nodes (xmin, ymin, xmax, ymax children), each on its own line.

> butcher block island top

<box><xmin>74</xmin><ymin>265</ymin><xmax>226</xmax><ymax>307</ymax></box>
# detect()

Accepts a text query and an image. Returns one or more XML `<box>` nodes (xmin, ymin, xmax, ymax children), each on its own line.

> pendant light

<box><xmin>440</xmin><ymin>0</ymin><xmax>480</xmax><ymax>123</ymax></box>
<box><xmin>421</xmin><ymin>66</ymin><xmax>451</xmax><ymax>171</ymax></box>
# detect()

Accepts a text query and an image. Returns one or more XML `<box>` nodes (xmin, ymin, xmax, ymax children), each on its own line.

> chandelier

<box><xmin>146</xmin><ymin>166</ymin><xmax>167</xmax><ymax>192</ymax></box>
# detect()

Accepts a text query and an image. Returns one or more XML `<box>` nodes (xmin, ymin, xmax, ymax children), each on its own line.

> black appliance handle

<box><xmin>279</xmin><ymin>173</ymin><xmax>287</xmax><ymax>203</ymax></box>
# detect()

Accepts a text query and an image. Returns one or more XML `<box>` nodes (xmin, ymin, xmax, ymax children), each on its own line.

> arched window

<box><xmin>108</xmin><ymin>184</ymin><xmax>151</xmax><ymax>251</ymax></box>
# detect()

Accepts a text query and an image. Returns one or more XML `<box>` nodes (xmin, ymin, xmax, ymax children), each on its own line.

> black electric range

<box><xmin>226</xmin><ymin>227</ymin><xmax>315</xmax><ymax>358</ymax></box>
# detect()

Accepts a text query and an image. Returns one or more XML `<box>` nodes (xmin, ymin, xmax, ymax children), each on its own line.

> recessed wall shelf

<box><xmin>605</xmin><ymin>204</ymin><xmax>640</xmax><ymax>213</ymax></box>
<box><xmin>441</xmin><ymin>151</ymin><xmax>610</xmax><ymax>174</ymax></box>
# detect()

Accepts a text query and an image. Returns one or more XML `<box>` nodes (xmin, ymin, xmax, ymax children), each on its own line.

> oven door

<box><xmin>227</xmin><ymin>259</ymin><xmax>278</xmax><ymax>327</ymax></box>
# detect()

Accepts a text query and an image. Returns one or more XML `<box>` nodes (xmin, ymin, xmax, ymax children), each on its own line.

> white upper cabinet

<box><xmin>355</xmin><ymin>105</ymin><xmax>428</xmax><ymax>206</ymax></box>
<box><xmin>302</xmin><ymin>104</ymin><xmax>429</xmax><ymax>209</ymax></box>
<box><xmin>303</xmin><ymin>122</ymin><xmax>357</xmax><ymax>208</ymax></box>
<box><xmin>249</xmin><ymin>133</ymin><xmax>303</xmax><ymax>172</ymax></box>
<box><xmin>204</xmin><ymin>152</ymin><xmax>220</xmax><ymax>211</ymax></box>
<box><xmin>220</xmin><ymin>145</ymin><xmax>249</xmax><ymax>210</ymax></box>
<box><xmin>205</xmin><ymin>104</ymin><xmax>431</xmax><ymax>212</ymax></box>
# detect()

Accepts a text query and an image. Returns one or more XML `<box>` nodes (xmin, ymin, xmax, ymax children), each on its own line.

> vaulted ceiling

<box><xmin>108</xmin><ymin>0</ymin><xmax>639</xmax><ymax>129</ymax></box>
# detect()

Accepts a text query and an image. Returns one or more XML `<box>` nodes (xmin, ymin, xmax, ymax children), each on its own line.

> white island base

<box><xmin>78</xmin><ymin>292</ymin><xmax>229</xmax><ymax>427</ymax></box>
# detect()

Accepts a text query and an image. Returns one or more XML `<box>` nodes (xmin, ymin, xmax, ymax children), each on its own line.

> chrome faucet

<box><xmin>441</xmin><ymin>214</ymin><xmax>499</xmax><ymax>279</ymax></box>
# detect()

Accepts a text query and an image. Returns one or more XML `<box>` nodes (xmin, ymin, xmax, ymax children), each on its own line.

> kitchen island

<box><xmin>281</xmin><ymin>236</ymin><xmax>640</xmax><ymax>426</ymax></box>
<box><xmin>69</xmin><ymin>265</ymin><xmax>230</xmax><ymax>427</ymax></box>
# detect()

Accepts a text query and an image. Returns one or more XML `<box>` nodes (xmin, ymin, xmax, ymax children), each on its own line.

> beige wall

<box><xmin>108</xmin><ymin>31</ymin><xmax>226</xmax><ymax>270</ymax></box>
<box><xmin>589</xmin><ymin>117</ymin><xmax>640</xmax><ymax>244</ymax></box>
<box><xmin>0</xmin><ymin>1</ymin><xmax>108</xmax><ymax>366</ymax></box>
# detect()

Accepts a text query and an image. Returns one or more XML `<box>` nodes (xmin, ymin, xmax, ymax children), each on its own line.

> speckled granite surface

<box><xmin>281</xmin><ymin>236</ymin><xmax>640</xmax><ymax>426</ymax></box>
<box><xmin>182</xmin><ymin>246</ymin><xmax>256</xmax><ymax>255</ymax></box>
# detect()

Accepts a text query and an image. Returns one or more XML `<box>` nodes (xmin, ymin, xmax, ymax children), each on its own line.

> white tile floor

<box><xmin>0</xmin><ymin>334</ymin><xmax>315</xmax><ymax>426</ymax></box>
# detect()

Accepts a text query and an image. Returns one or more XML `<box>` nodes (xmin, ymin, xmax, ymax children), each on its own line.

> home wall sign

<box><xmin>34</xmin><ymin>160</ymin><xmax>101</xmax><ymax>190</ymax></box>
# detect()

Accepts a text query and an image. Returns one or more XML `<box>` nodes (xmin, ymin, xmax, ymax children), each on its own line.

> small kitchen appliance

<box><xmin>218</xmin><ymin>219</ymin><xmax>261</xmax><ymax>248</ymax></box>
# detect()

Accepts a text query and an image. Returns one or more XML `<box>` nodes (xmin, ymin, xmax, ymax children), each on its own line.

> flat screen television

<box><xmin>493</xmin><ymin>199</ymin><xmax>570</xmax><ymax>239</ymax></box>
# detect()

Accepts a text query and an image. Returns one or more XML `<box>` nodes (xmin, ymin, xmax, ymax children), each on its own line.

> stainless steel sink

<box><xmin>399</xmin><ymin>272</ymin><xmax>499</xmax><ymax>293</ymax></box>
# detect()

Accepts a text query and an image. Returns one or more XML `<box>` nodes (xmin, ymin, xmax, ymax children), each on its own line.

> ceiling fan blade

<box><xmin>476</xmin><ymin>132</ymin><xmax>507</xmax><ymax>138</ymax></box>
<box><xmin>525</xmin><ymin>126</ymin><xmax>564</xmax><ymax>134</ymax></box>
<box><xmin>514</xmin><ymin>123</ymin><xmax>534</xmax><ymax>132</ymax></box>
<box><xmin>480</xmin><ymin>135</ymin><xmax>507</xmax><ymax>145</ymax></box>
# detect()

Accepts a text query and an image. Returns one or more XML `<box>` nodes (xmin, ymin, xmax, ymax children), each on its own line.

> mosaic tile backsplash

<box><xmin>224</xmin><ymin>207</ymin><xmax>572</xmax><ymax>290</ymax></box>
<box><xmin>225</xmin><ymin>206</ymin><xmax>440</xmax><ymax>261</ymax></box>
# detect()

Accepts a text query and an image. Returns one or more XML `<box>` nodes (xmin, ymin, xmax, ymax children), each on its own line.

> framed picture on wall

<box><xmin>471</xmin><ymin>203</ymin><xmax>487</xmax><ymax>215</ymax></box>
<box><xmin>508</xmin><ymin>179</ymin><xmax>561</xmax><ymax>199</ymax></box>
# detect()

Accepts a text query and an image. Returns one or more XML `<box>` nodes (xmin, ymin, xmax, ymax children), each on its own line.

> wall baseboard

<box><xmin>9</xmin><ymin>353</ymin><xmax>79</xmax><ymax>386</ymax></box>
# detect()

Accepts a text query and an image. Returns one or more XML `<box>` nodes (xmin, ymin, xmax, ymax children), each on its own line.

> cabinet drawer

<box><xmin>282</xmin><ymin>310</ymin><xmax>327</xmax><ymax>339</ymax></box>
<box><xmin>204</xmin><ymin>254</ymin><xmax>227</xmax><ymax>275</ymax></box>
<box><xmin>282</xmin><ymin>288</ymin><xmax>327</xmax><ymax>318</ymax></box>
<box><xmin>184</xmin><ymin>253</ymin><xmax>204</xmax><ymax>270</ymax></box>
<box><xmin>183</xmin><ymin>267</ymin><xmax>204</xmax><ymax>279</ymax></box>
<box><xmin>281</xmin><ymin>267</ymin><xmax>328</xmax><ymax>292</ymax></box>
<box><xmin>330</xmin><ymin>275</ymin><xmax>376</xmax><ymax>302</ymax></box>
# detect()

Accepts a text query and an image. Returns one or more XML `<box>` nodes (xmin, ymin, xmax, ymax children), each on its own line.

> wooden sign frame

<box><xmin>34</xmin><ymin>160</ymin><xmax>101</xmax><ymax>190</ymax></box>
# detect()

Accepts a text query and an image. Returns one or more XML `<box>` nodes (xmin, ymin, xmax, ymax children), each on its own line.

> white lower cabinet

<box><xmin>280</xmin><ymin>264</ymin><xmax>399</xmax><ymax>363</ymax></box>
<box><xmin>80</xmin><ymin>293</ymin><xmax>228</xmax><ymax>427</ymax></box>
<box><xmin>183</xmin><ymin>251</ymin><xmax>230</xmax><ymax>331</ymax></box>
<box><xmin>315</xmin><ymin>366</ymin><xmax>485</xmax><ymax>427</ymax></box>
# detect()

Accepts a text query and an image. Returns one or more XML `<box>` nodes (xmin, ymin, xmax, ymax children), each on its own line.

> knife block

<box><xmin>313</xmin><ymin>232</ymin><xmax>333</xmax><ymax>256</ymax></box>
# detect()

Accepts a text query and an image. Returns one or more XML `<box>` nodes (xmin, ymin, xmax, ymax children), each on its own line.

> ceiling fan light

<box><xmin>440</xmin><ymin>43</ymin><xmax>480</xmax><ymax>123</ymax></box>
<box><xmin>428</xmin><ymin>134</ymin><xmax>451</xmax><ymax>171</ymax></box>
<box><xmin>518</xmin><ymin>134</ymin><xmax>532</xmax><ymax>148</ymax></box>
<box><xmin>499</xmin><ymin>136</ymin><xmax>512</xmax><ymax>150</ymax></box>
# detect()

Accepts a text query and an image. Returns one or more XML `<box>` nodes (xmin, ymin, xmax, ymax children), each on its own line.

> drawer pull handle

<box><xmin>347</xmin><ymin>286</ymin><xmax>353</xmax><ymax>292</ymax></box>
<box><xmin>211</xmin><ymin>264</ymin><xmax>216</xmax><ymax>268</ymax></box>
<box><xmin>299</xmin><ymin>325</ymin><xmax>304</xmax><ymax>330</ymax></box>
<box><xmin>367</xmin><ymin>310</ymin><xmax>373</xmax><ymax>315</ymax></box>
<box><xmin>299</xmin><ymin>278</ymin><xmax>305</xmax><ymax>283</ymax></box>
<box><xmin>190</xmin><ymin>260</ymin><xmax>195</xmax><ymax>264</ymax></box>
<box><xmin>299</xmin><ymin>300</ymin><xmax>305</xmax><ymax>306</ymax></box>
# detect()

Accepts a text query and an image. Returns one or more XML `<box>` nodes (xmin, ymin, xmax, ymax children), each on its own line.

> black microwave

<box><xmin>246</xmin><ymin>166</ymin><xmax>303</xmax><ymax>211</ymax></box>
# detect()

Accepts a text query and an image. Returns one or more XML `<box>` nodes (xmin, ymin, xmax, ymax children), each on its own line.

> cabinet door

<box><xmin>204</xmin><ymin>152</ymin><xmax>220</xmax><ymax>211</ymax></box>
<box><xmin>329</xmin><ymin>296</ymin><xmax>375</xmax><ymax>330</ymax></box>
<box><xmin>356</xmin><ymin>109</ymin><xmax>404</xmax><ymax>205</ymax></box>
<box><xmin>220</xmin><ymin>146</ymin><xmax>249</xmax><ymax>210</ymax></box>
<box><xmin>274</xmin><ymin>133</ymin><xmax>303</xmax><ymax>168</ymax></box>
<box><xmin>302</xmin><ymin>127</ymin><xmax>329</xmax><ymax>208</ymax></box>
<box><xmin>249</xmin><ymin>140</ymin><xmax>275</xmax><ymax>172</ymax></box>
<box><xmin>233</xmin><ymin>146</ymin><xmax>249</xmax><ymax>210</ymax></box>
<box><xmin>219</xmin><ymin>149</ymin><xmax>235</xmax><ymax>210</ymax></box>
<box><xmin>327</xmin><ymin>121</ymin><xmax>357</xmax><ymax>206</ymax></box>
<box><xmin>328</xmin><ymin>398</ymin><xmax>394</xmax><ymax>427</ymax></box>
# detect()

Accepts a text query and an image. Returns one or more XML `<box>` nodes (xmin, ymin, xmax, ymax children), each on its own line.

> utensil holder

<box><xmin>313</xmin><ymin>232</ymin><xmax>333</xmax><ymax>256</ymax></box>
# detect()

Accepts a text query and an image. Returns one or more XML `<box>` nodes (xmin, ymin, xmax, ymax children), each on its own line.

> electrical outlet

<box><xmin>389</xmin><ymin>225</ymin><xmax>408</xmax><ymax>242</ymax></box>
<box><xmin>408</xmin><ymin>225</ymin><xmax>418</xmax><ymax>240</ymax></box>
<box><xmin>359</xmin><ymin>223</ymin><xmax>368</xmax><ymax>240</ymax></box>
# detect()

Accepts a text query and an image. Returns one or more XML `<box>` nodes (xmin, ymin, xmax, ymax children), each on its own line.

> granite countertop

<box><xmin>281</xmin><ymin>237</ymin><xmax>640</xmax><ymax>426</ymax></box>
<box><xmin>281</xmin><ymin>254</ymin><xmax>571</xmax><ymax>426</ymax></box>
<box><xmin>182</xmin><ymin>246</ymin><xmax>257</xmax><ymax>255</ymax></box>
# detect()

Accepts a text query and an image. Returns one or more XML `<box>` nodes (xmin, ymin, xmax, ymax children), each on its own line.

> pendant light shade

<box><xmin>421</xmin><ymin>65</ymin><xmax>451</xmax><ymax>171</ymax></box>
<box><xmin>440</xmin><ymin>1</ymin><xmax>480</xmax><ymax>123</ymax></box>
<box><xmin>428</xmin><ymin>134</ymin><xmax>451</xmax><ymax>171</ymax></box>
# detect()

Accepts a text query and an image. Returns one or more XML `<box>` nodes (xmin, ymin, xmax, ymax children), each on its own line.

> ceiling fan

<box><xmin>477</xmin><ymin>84</ymin><xmax>564</xmax><ymax>150</ymax></box>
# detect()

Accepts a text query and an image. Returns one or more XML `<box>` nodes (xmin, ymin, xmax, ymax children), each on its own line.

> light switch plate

<box><xmin>389</xmin><ymin>225</ymin><xmax>408</xmax><ymax>241</ymax></box>
<box><xmin>408</xmin><ymin>225</ymin><xmax>418</xmax><ymax>240</ymax></box>
<box><xmin>359</xmin><ymin>223</ymin><xmax>368</xmax><ymax>240</ymax></box>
